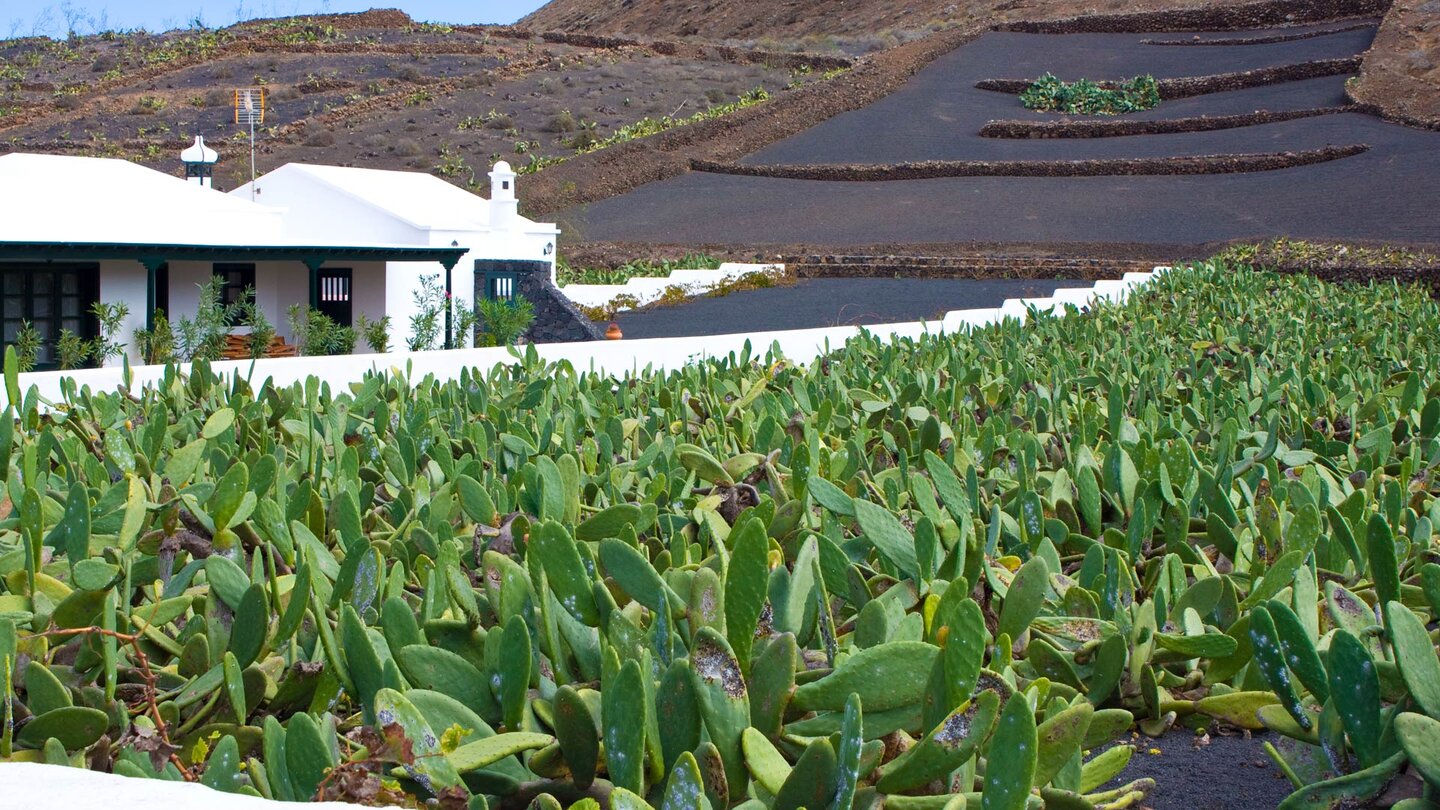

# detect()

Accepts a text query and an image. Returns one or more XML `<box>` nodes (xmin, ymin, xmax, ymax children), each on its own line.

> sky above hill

<box><xmin>4</xmin><ymin>1</ymin><xmax>547</xmax><ymax>38</ymax></box>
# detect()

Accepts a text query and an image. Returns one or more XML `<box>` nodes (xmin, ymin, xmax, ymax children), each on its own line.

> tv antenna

<box><xmin>233</xmin><ymin>87</ymin><xmax>266</xmax><ymax>200</ymax></box>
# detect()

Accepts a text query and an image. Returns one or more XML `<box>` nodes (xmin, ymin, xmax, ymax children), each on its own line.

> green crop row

<box><xmin>1019</xmin><ymin>74</ymin><xmax>1160</xmax><ymax>116</ymax></box>
<box><xmin>556</xmin><ymin>254</ymin><xmax>724</xmax><ymax>288</ymax></box>
<box><xmin>0</xmin><ymin>263</ymin><xmax>1437</xmax><ymax>810</ymax></box>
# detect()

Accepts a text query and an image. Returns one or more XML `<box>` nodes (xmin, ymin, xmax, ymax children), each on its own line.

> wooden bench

<box><xmin>221</xmin><ymin>333</ymin><xmax>300</xmax><ymax>360</ymax></box>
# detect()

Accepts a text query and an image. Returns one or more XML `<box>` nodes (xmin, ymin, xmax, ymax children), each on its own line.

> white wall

<box><xmin>164</xmin><ymin>261</ymin><xmax>213</xmax><ymax>330</ymax></box>
<box><xmin>6</xmin><ymin>271</ymin><xmax>1165</xmax><ymax>411</ymax></box>
<box><xmin>97</xmin><ymin>260</ymin><xmax>147</xmax><ymax>367</ymax></box>
<box><xmin>350</xmin><ymin>261</ymin><xmax>388</xmax><ymax>349</ymax></box>
<box><xmin>562</xmin><ymin>264</ymin><xmax>783</xmax><ymax>310</ymax></box>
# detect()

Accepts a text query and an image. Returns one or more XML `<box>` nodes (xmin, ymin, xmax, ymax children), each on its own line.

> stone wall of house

<box><xmin>518</xmin><ymin>266</ymin><xmax>607</xmax><ymax>343</ymax></box>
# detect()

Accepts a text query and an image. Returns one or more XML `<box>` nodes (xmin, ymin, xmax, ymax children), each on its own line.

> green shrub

<box><xmin>1020</xmin><ymin>73</ymin><xmax>1160</xmax><ymax>115</ymax></box>
<box><xmin>288</xmin><ymin>304</ymin><xmax>355</xmax><ymax>356</ymax></box>
<box><xmin>355</xmin><ymin>312</ymin><xmax>391</xmax><ymax>353</ymax></box>
<box><xmin>5</xmin><ymin>321</ymin><xmax>42</xmax><ymax>372</ymax></box>
<box><xmin>477</xmin><ymin>295</ymin><xmax>535</xmax><ymax>345</ymax></box>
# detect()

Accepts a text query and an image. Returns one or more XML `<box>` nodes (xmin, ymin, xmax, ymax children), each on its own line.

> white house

<box><xmin>232</xmin><ymin>160</ymin><xmax>560</xmax><ymax>349</ymax></box>
<box><xmin>0</xmin><ymin>147</ymin><xmax>562</xmax><ymax>370</ymax></box>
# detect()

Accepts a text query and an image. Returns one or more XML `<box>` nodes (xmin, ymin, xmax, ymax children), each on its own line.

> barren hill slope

<box><xmin>519</xmin><ymin>0</ymin><xmax>1377</xmax><ymax>42</ymax></box>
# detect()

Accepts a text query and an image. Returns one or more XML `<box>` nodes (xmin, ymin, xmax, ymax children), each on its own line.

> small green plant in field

<box><xmin>1214</xmin><ymin>237</ymin><xmax>1439</xmax><ymax>270</ymax></box>
<box><xmin>518</xmin><ymin>86</ymin><xmax>789</xmax><ymax>175</ymax></box>
<box><xmin>130</xmin><ymin>95</ymin><xmax>168</xmax><ymax>115</ymax></box>
<box><xmin>1020</xmin><ymin>73</ymin><xmax>1160</xmax><ymax>115</ymax></box>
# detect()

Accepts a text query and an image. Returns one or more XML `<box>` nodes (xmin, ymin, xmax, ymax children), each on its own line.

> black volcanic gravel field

<box><xmin>609</xmin><ymin>277</ymin><xmax>1095</xmax><ymax>338</ymax></box>
<box><xmin>558</xmin><ymin>23</ymin><xmax>1440</xmax><ymax>248</ymax></box>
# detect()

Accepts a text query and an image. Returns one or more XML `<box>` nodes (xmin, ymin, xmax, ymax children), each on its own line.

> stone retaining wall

<box><xmin>978</xmin><ymin>107</ymin><xmax>1351</xmax><ymax>138</ymax></box>
<box><xmin>689</xmin><ymin>145</ymin><xmax>1368</xmax><ymax>180</ymax></box>
<box><xmin>974</xmin><ymin>57</ymin><xmax>1362</xmax><ymax>99</ymax></box>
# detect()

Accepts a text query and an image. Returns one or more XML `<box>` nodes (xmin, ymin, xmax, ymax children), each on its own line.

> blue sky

<box><xmin>4</xmin><ymin>1</ymin><xmax>548</xmax><ymax>37</ymax></box>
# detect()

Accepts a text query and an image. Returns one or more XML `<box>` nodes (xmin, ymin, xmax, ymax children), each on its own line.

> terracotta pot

<box><xmin>605</xmin><ymin>322</ymin><xmax>623</xmax><ymax>340</ymax></box>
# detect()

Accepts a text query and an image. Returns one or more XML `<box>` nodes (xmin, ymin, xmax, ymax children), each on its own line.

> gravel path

<box><xmin>1103</xmin><ymin>730</ymin><xmax>1298</xmax><ymax>810</ymax></box>
<box><xmin>609</xmin><ymin>277</ymin><xmax>1094</xmax><ymax>338</ymax></box>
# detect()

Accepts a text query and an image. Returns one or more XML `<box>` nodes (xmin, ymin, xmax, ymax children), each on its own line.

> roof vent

<box><xmin>181</xmin><ymin>136</ymin><xmax>218</xmax><ymax>188</ymax></box>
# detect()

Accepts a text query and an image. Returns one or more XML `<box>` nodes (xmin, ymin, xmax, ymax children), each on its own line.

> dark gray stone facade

<box><xmin>476</xmin><ymin>259</ymin><xmax>604</xmax><ymax>343</ymax></box>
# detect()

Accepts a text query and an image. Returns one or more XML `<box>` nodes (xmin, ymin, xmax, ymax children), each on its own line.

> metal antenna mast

<box><xmin>233</xmin><ymin>87</ymin><xmax>266</xmax><ymax>200</ymax></box>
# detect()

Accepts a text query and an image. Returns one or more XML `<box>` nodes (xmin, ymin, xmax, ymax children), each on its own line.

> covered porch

<box><xmin>0</xmin><ymin>241</ymin><xmax>464</xmax><ymax>369</ymax></box>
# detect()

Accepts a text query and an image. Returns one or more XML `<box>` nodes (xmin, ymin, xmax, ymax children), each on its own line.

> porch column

<box><xmin>305</xmin><ymin>258</ymin><xmax>324</xmax><ymax>311</ymax></box>
<box><xmin>444</xmin><ymin>264</ymin><xmax>453</xmax><ymax>350</ymax></box>
<box><xmin>139</xmin><ymin>257</ymin><xmax>165</xmax><ymax>333</ymax></box>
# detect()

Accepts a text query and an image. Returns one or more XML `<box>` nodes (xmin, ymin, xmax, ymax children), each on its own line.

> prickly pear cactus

<box><xmin>0</xmin><ymin>265</ymin><xmax>1436</xmax><ymax>810</ymax></box>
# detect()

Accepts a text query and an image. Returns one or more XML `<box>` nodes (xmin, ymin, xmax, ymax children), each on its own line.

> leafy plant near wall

<box><xmin>0</xmin><ymin>265</ymin><xmax>1438</xmax><ymax>810</ymax></box>
<box><xmin>54</xmin><ymin>329</ymin><xmax>88</xmax><ymax>370</ymax></box>
<box><xmin>5</xmin><ymin>321</ymin><xmax>42</xmax><ymax>373</ymax></box>
<box><xmin>408</xmin><ymin>273</ymin><xmax>447</xmax><ymax>352</ymax></box>
<box><xmin>1020</xmin><ymin>74</ymin><xmax>1160</xmax><ymax>115</ymax></box>
<box><xmin>236</xmin><ymin>292</ymin><xmax>275</xmax><ymax>360</ymax></box>
<box><xmin>476</xmin><ymin>296</ymin><xmax>535</xmax><ymax>346</ymax></box>
<box><xmin>87</xmin><ymin>301</ymin><xmax>131</xmax><ymax>366</ymax></box>
<box><xmin>287</xmin><ymin>304</ymin><xmax>356</xmax><ymax>357</ymax></box>
<box><xmin>355</xmin><ymin>313</ymin><xmax>392</xmax><ymax>354</ymax></box>
<box><xmin>132</xmin><ymin>311</ymin><xmax>176</xmax><ymax>367</ymax></box>
<box><xmin>175</xmin><ymin>276</ymin><xmax>235</xmax><ymax>363</ymax></box>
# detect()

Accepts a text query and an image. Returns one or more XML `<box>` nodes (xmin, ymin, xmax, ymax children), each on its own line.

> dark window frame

<box><xmin>316</xmin><ymin>267</ymin><xmax>353</xmax><ymax>327</ymax></box>
<box><xmin>0</xmin><ymin>262</ymin><xmax>100</xmax><ymax>371</ymax></box>
<box><xmin>213</xmin><ymin>262</ymin><xmax>256</xmax><ymax>325</ymax></box>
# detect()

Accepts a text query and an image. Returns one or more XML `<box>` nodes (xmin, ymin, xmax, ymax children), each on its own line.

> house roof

<box><xmin>0</xmin><ymin>153</ymin><xmax>286</xmax><ymax>245</ymax></box>
<box><xmin>0</xmin><ymin>241</ymin><xmax>467</xmax><ymax>269</ymax></box>
<box><xmin>236</xmin><ymin>163</ymin><xmax>496</xmax><ymax>232</ymax></box>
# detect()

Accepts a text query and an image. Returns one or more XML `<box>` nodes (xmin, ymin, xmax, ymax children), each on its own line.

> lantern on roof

<box><xmin>181</xmin><ymin>135</ymin><xmax>218</xmax><ymax>188</ymax></box>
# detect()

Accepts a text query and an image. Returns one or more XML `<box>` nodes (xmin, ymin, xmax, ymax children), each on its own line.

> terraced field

<box><xmin>559</xmin><ymin>19</ymin><xmax>1440</xmax><ymax>249</ymax></box>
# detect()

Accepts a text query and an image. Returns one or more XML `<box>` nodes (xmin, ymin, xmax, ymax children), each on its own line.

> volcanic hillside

<box><xmin>0</xmin><ymin>9</ymin><xmax>847</xmax><ymax>189</ymax></box>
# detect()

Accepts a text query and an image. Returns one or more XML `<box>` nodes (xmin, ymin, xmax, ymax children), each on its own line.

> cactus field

<box><xmin>1</xmin><ymin>263</ymin><xmax>1439</xmax><ymax>809</ymax></box>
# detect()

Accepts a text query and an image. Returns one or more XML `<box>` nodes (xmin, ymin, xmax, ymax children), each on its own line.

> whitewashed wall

<box><xmin>97</xmin><ymin>260</ymin><xmax>146</xmax><ymax>367</ymax></box>
<box><xmin>560</xmin><ymin>263</ymin><xmax>783</xmax><ymax>310</ymax></box>
<box><xmin>6</xmin><ymin>271</ymin><xmax>1162</xmax><ymax>411</ymax></box>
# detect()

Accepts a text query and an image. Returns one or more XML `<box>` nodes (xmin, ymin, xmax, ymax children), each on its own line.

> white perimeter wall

<box><xmin>10</xmin><ymin>271</ymin><xmax>1164</xmax><ymax>411</ymax></box>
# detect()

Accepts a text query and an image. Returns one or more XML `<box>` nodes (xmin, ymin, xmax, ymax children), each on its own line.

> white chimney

<box><xmin>488</xmin><ymin>160</ymin><xmax>518</xmax><ymax>229</ymax></box>
<box><xmin>180</xmin><ymin>135</ymin><xmax>218</xmax><ymax>188</ymax></box>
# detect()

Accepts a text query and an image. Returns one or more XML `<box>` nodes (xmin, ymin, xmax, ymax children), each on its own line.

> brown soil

<box><xmin>0</xmin><ymin>16</ymin><xmax>839</xmax><ymax>189</ymax></box>
<box><xmin>1350</xmin><ymin>0</ymin><xmax>1440</xmax><ymax>126</ymax></box>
